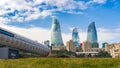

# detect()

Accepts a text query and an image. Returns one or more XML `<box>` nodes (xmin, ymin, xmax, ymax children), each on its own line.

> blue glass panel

<box><xmin>51</xmin><ymin>17</ymin><xmax>64</xmax><ymax>46</ymax></box>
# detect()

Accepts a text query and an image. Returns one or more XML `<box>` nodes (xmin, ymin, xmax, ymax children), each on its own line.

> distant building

<box><xmin>87</xmin><ymin>22</ymin><xmax>99</xmax><ymax>48</ymax></box>
<box><xmin>105</xmin><ymin>43</ymin><xmax>120</xmax><ymax>58</ymax></box>
<box><xmin>51</xmin><ymin>17</ymin><xmax>64</xmax><ymax>46</ymax></box>
<box><xmin>82</xmin><ymin>41</ymin><xmax>92</xmax><ymax>52</ymax></box>
<box><xmin>72</xmin><ymin>28</ymin><xmax>80</xmax><ymax>48</ymax></box>
<box><xmin>66</xmin><ymin>40</ymin><xmax>76</xmax><ymax>52</ymax></box>
<box><xmin>82</xmin><ymin>41</ymin><xmax>104</xmax><ymax>52</ymax></box>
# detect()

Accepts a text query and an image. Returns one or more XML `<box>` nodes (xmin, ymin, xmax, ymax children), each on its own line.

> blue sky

<box><xmin>0</xmin><ymin>0</ymin><xmax>120</xmax><ymax>47</ymax></box>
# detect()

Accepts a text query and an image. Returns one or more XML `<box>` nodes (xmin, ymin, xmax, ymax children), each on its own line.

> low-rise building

<box><xmin>105</xmin><ymin>43</ymin><xmax>120</xmax><ymax>58</ymax></box>
<box><xmin>66</xmin><ymin>40</ymin><xmax>76</xmax><ymax>52</ymax></box>
<box><xmin>82</xmin><ymin>41</ymin><xmax>92</xmax><ymax>52</ymax></box>
<box><xmin>82</xmin><ymin>41</ymin><xmax>105</xmax><ymax>52</ymax></box>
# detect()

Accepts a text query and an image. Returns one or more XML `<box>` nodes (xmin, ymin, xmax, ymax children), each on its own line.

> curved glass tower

<box><xmin>72</xmin><ymin>28</ymin><xmax>80</xmax><ymax>47</ymax></box>
<box><xmin>87</xmin><ymin>22</ymin><xmax>98</xmax><ymax>48</ymax></box>
<box><xmin>51</xmin><ymin>17</ymin><xmax>64</xmax><ymax>46</ymax></box>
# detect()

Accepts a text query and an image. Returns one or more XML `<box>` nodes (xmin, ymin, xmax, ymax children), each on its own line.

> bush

<box><xmin>97</xmin><ymin>51</ymin><xmax>111</xmax><ymax>58</ymax></box>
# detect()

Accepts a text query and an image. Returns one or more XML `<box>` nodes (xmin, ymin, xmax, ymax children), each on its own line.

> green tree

<box><xmin>97</xmin><ymin>51</ymin><xmax>111</xmax><ymax>57</ymax></box>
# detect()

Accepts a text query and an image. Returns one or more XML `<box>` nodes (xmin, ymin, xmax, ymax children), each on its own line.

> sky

<box><xmin>0</xmin><ymin>0</ymin><xmax>120</xmax><ymax>47</ymax></box>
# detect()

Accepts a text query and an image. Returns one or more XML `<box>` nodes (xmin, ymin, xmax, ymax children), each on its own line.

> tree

<box><xmin>97</xmin><ymin>51</ymin><xmax>111</xmax><ymax>57</ymax></box>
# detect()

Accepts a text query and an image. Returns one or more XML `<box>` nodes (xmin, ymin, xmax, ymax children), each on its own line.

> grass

<box><xmin>0</xmin><ymin>58</ymin><xmax>120</xmax><ymax>68</ymax></box>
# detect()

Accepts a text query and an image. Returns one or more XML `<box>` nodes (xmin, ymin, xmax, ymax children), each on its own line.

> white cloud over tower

<box><xmin>0</xmin><ymin>0</ymin><xmax>106</xmax><ymax>24</ymax></box>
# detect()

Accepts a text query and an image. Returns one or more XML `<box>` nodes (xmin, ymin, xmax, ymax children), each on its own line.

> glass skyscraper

<box><xmin>72</xmin><ymin>28</ymin><xmax>80</xmax><ymax>47</ymax></box>
<box><xmin>87</xmin><ymin>22</ymin><xmax>98</xmax><ymax>48</ymax></box>
<box><xmin>51</xmin><ymin>17</ymin><xmax>64</xmax><ymax>46</ymax></box>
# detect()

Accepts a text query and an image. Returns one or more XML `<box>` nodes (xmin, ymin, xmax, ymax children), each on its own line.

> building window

<box><xmin>20</xmin><ymin>42</ymin><xmax>24</xmax><ymax>48</ymax></box>
<box><xmin>27</xmin><ymin>44</ymin><xmax>30</xmax><ymax>49</ymax></box>
<box><xmin>20</xmin><ymin>42</ymin><xmax>23</xmax><ymax>46</ymax></box>
<box><xmin>0</xmin><ymin>35</ymin><xmax>5</xmax><ymax>41</ymax></box>
<box><xmin>15</xmin><ymin>40</ymin><xmax>19</xmax><ymax>45</ymax></box>
<box><xmin>114</xmin><ymin>49</ymin><xmax>119</xmax><ymax>52</ymax></box>
<box><xmin>6</xmin><ymin>37</ymin><xmax>10</xmax><ymax>42</ymax></box>
<box><xmin>29</xmin><ymin>45</ymin><xmax>31</xmax><ymax>50</ymax></box>
<box><xmin>24</xmin><ymin>43</ymin><xmax>26</xmax><ymax>48</ymax></box>
<box><xmin>39</xmin><ymin>48</ymin><xmax>40</xmax><ymax>52</ymax></box>
<box><xmin>11</xmin><ymin>39</ymin><xmax>14</xmax><ymax>44</ymax></box>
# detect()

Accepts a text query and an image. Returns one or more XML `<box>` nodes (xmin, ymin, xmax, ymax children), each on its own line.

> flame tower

<box><xmin>87</xmin><ymin>22</ymin><xmax>99</xmax><ymax>48</ymax></box>
<box><xmin>72</xmin><ymin>28</ymin><xmax>80</xmax><ymax>47</ymax></box>
<box><xmin>51</xmin><ymin>17</ymin><xmax>64</xmax><ymax>46</ymax></box>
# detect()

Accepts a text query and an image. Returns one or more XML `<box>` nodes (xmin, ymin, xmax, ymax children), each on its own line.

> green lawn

<box><xmin>0</xmin><ymin>58</ymin><xmax>120</xmax><ymax>68</ymax></box>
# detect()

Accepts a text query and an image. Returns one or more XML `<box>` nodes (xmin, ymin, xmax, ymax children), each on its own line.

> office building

<box><xmin>72</xmin><ymin>28</ymin><xmax>80</xmax><ymax>48</ymax></box>
<box><xmin>51</xmin><ymin>17</ymin><xmax>64</xmax><ymax>46</ymax></box>
<box><xmin>87</xmin><ymin>22</ymin><xmax>99</xmax><ymax>48</ymax></box>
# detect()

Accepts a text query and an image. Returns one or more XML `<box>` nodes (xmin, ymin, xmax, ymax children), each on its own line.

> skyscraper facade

<box><xmin>87</xmin><ymin>22</ymin><xmax>99</xmax><ymax>48</ymax></box>
<box><xmin>72</xmin><ymin>28</ymin><xmax>80</xmax><ymax>47</ymax></box>
<box><xmin>51</xmin><ymin>17</ymin><xmax>64</xmax><ymax>46</ymax></box>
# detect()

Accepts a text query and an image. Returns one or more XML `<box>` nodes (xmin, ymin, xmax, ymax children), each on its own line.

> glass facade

<box><xmin>87</xmin><ymin>22</ymin><xmax>98</xmax><ymax>43</ymax></box>
<box><xmin>87</xmin><ymin>22</ymin><xmax>99</xmax><ymax>48</ymax></box>
<box><xmin>51</xmin><ymin>17</ymin><xmax>64</xmax><ymax>46</ymax></box>
<box><xmin>72</xmin><ymin>28</ymin><xmax>80</xmax><ymax>47</ymax></box>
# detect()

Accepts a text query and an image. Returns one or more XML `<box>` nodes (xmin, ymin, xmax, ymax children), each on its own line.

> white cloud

<box><xmin>62</xmin><ymin>33</ymin><xmax>71</xmax><ymax>43</ymax></box>
<box><xmin>64</xmin><ymin>11</ymin><xmax>84</xmax><ymax>14</ymax></box>
<box><xmin>97</xmin><ymin>28</ymin><xmax>120</xmax><ymax>42</ymax></box>
<box><xmin>92</xmin><ymin>0</ymin><xmax>106</xmax><ymax>3</ymax></box>
<box><xmin>87</xmin><ymin>0</ymin><xmax>106</xmax><ymax>5</ymax></box>
<box><xmin>0</xmin><ymin>0</ymin><xmax>107</xmax><ymax>24</ymax></box>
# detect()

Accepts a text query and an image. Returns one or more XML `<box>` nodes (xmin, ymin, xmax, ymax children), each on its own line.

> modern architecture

<box><xmin>72</xmin><ymin>28</ymin><xmax>80</xmax><ymax>47</ymax></box>
<box><xmin>51</xmin><ymin>17</ymin><xmax>64</xmax><ymax>46</ymax></box>
<box><xmin>87</xmin><ymin>22</ymin><xmax>99</xmax><ymax>48</ymax></box>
